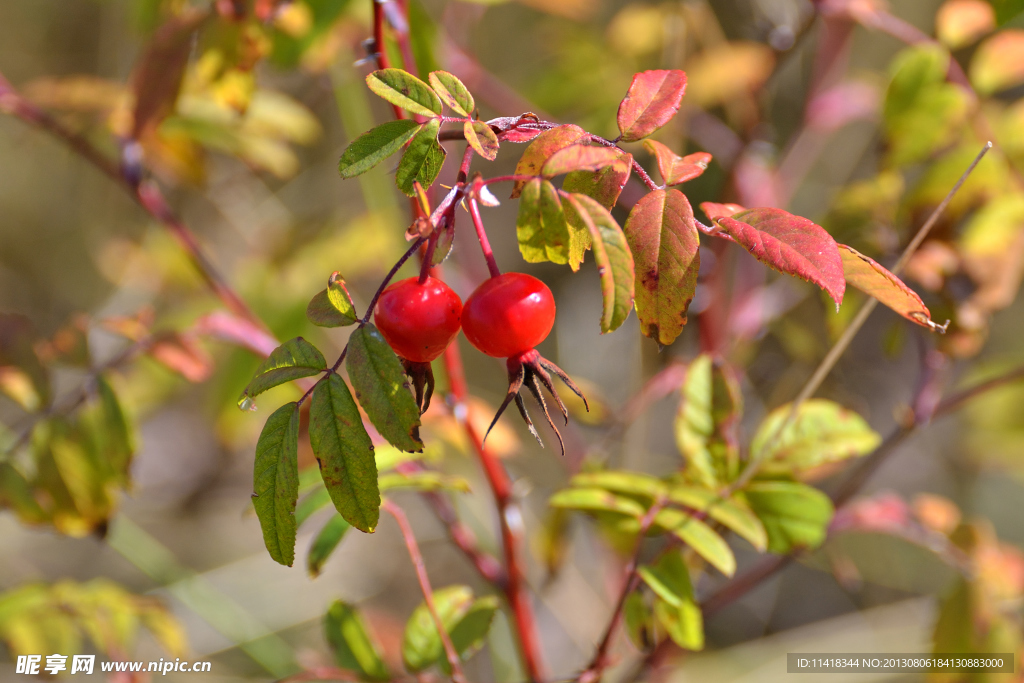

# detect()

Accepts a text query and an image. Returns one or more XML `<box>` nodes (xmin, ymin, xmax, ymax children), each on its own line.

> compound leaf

<box><xmin>241</xmin><ymin>337</ymin><xmax>326</xmax><ymax>405</ymax></box>
<box><xmin>338</xmin><ymin>119</ymin><xmax>421</xmax><ymax>178</ymax></box>
<box><xmin>310</xmin><ymin>373</ymin><xmax>380</xmax><ymax>533</ymax></box>
<box><xmin>366</xmin><ymin>68</ymin><xmax>442</xmax><ymax>117</ymax></box>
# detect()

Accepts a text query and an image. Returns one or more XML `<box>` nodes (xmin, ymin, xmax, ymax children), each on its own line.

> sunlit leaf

<box><xmin>240</xmin><ymin>337</ymin><xmax>325</xmax><ymax>405</ymax></box>
<box><xmin>440</xmin><ymin>596</ymin><xmax>499</xmax><ymax>673</ymax></box>
<box><xmin>562</xmin><ymin>149</ymin><xmax>632</xmax><ymax>209</ymax></box>
<box><xmin>308</xmin><ymin>515</ymin><xmax>351</xmax><ymax>577</ymax></box>
<box><xmin>510</xmin><ymin>124</ymin><xmax>588</xmax><ymax>198</ymax></box>
<box><xmin>839</xmin><ymin>245</ymin><xmax>944</xmax><ymax>330</ymax></box>
<box><xmin>517</xmin><ymin>179</ymin><xmax>570</xmax><ymax>265</ymax></box>
<box><xmin>549</xmin><ymin>487</ymin><xmax>647</xmax><ymax>517</ymax></box>
<box><xmin>252</xmin><ymin>403</ymin><xmax>300</xmax><ymax>566</ymax></box>
<box><xmin>699</xmin><ymin>202</ymin><xmax>746</xmax><ymax>223</ymax></box>
<box><xmin>429</xmin><ymin>71</ymin><xmax>474</xmax><ymax>116</ymax></box>
<box><xmin>310</xmin><ymin>373</ymin><xmax>380</xmax><ymax>533</ymax></box>
<box><xmin>307</xmin><ymin>272</ymin><xmax>358</xmax><ymax>328</ymax></box>
<box><xmin>624</xmin><ymin>188</ymin><xmax>700</xmax><ymax>345</ymax></box>
<box><xmin>616</xmin><ymin>70</ymin><xmax>687</xmax><ymax>142</ymax></box>
<box><xmin>937</xmin><ymin>0</ymin><xmax>995</xmax><ymax>48</ymax></box>
<box><xmin>402</xmin><ymin>585</ymin><xmax>473</xmax><ymax>673</ymax></box>
<box><xmin>970</xmin><ymin>29</ymin><xmax>1024</xmax><ymax>94</ymax></box>
<box><xmin>464</xmin><ymin>120</ymin><xmax>499</xmax><ymax>161</ymax></box>
<box><xmin>675</xmin><ymin>354</ymin><xmax>742</xmax><ymax>488</ymax></box>
<box><xmin>346</xmin><ymin>325</ymin><xmax>423</xmax><ymax>452</ymax></box>
<box><xmin>396</xmin><ymin>119</ymin><xmax>446</xmax><ymax>196</ymax></box>
<box><xmin>716</xmin><ymin>208</ymin><xmax>846</xmax><ymax>307</ymax></box>
<box><xmin>366</xmin><ymin>68</ymin><xmax>442</xmax><ymax>117</ymax></box>
<box><xmin>745</xmin><ymin>480</ymin><xmax>834</xmax><ymax>554</ymax></box>
<box><xmin>570</xmin><ymin>470</ymin><xmax>668</xmax><ymax>500</ymax></box>
<box><xmin>324</xmin><ymin>601</ymin><xmax>389</xmax><ymax>681</ymax></box>
<box><xmin>667</xmin><ymin>485</ymin><xmax>767</xmax><ymax>552</ymax></box>
<box><xmin>378</xmin><ymin>471</ymin><xmax>471</xmax><ymax>493</ymax></box>
<box><xmin>653</xmin><ymin>508</ymin><xmax>736</xmax><ymax>576</ymax></box>
<box><xmin>640</xmin><ymin>551</ymin><xmax>703</xmax><ymax>650</ymax></box>
<box><xmin>542</xmin><ymin>145</ymin><xmax>624</xmax><ymax>177</ymax></box>
<box><xmin>338</xmin><ymin>119</ymin><xmax>421</xmax><ymax>178</ymax></box>
<box><xmin>643</xmin><ymin>140</ymin><xmax>712</xmax><ymax>185</ymax></box>
<box><xmin>563</xmin><ymin>193</ymin><xmax>635</xmax><ymax>332</ymax></box>
<box><xmin>751</xmin><ymin>399</ymin><xmax>881</xmax><ymax>474</ymax></box>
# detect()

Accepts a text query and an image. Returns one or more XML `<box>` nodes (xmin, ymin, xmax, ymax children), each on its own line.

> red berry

<box><xmin>462</xmin><ymin>273</ymin><xmax>555</xmax><ymax>358</ymax></box>
<box><xmin>374</xmin><ymin>276</ymin><xmax>462</xmax><ymax>363</ymax></box>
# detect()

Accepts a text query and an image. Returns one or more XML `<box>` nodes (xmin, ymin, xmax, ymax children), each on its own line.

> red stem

<box><xmin>383</xmin><ymin>500</ymin><xmax>467</xmax><ymax>683</ymax></box>
<box><xmin>468</xmin><ymin>196</ymin><xmax>501</xmax><ymax>278</ymax></box>
<box><xmin>442</xmin><ymin>342</ymin><xmax>546</xmax><ymax>682</ymax></box>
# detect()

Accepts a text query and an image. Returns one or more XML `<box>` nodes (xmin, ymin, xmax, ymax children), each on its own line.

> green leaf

<box><xmin>569</xmin><ymin>470</ymin><xmax>668</xmax><ymax>501</ymax></box>
<box><xmin>464</xmin><ymin>120</ymin><xmax>499</xmax><ymax>161</ymax></box>
<box><xmin>883</xmin><ymin>45</ymin><xmax>968</xmax><ymax>167</ymax></box>
<box><xmin>751</xmin><ymin>399</ymin><xmax>881</xmax><ymax>474</ymax></box>
<box><xmin>378</xmin><ymin>471</ymin><xmax>471</xmax><ymax>493</ymax></box>
<box><xmin>563</xmin><ymin>193</ymin><xmax>635</xmax><ymax>333</ymax></box>
<box><xmin>517</xmin><ymin>179</ymin><xmax>570</xmax><ymax>265</ymax></box>
<box><xmin>623</xmin><ymin>591</ymin><xmax>654</xmax><ymax>650</ymax></box>
<box><xmin>0</xmin><ymin>462</ymin><xmax>48</xmax><ymax>524</ymax></box>
<box><xmin>675</xmin><ymin>354</ymin><xmax>743</xmax><ymax>488</ymax></box>
<box><xmin>324</xmin><ymin>601</ymin><xmax>390</xmax><ymax>681</ymax></box>
<box><xmin>396</xmin><ymin>118</ymin><xmax>446</xmax><ymax>196</ymax></box>
<box><xmin>366</xmin><ymin>68</ymin><xmax>442</xmax><ymax>117</ymax></box>
<box><xmin>306</xmin><ymin>272</ymin><xmax>358</xmax><ymax>327</ymax></box>
<box><xmin>640</xmin><ymin>551</ymin><xmax>703</xmax><ymax>650</ymax></box>
<box><xmin>429</xmin><ymin>71</ymin><xmax>474</xmax><ymax>117</ymax></box>
<box><xmin>510</xmin><ymin>124</ymin><xmax>588</xmax><ymax>198</ymax></box>
<box><xmin>308</xmin><ymin>514</ymin><xmax>350</xmax><ymax>577</ymax></box>
<box><xmin>295</xmin><ymin>484</ymin><xmax>331</xmax><ymax>527</ymax></box>
<box><xmin>347</xmin><ymin>324</ymin><xmax>423</xmax><ymax>452</ymax></box>
<box><xmin>440</xmin><ymin>596</ymin><xmax>500</xmax><ymax>673</ymax></box>
<box><xmin>989</xmin><ymin>0</ymin><xmax>1024</xmax><ymax>24</ymax></box>
<box><xmin>562</xmin><ymin>149</ymin><xmax>632</xmax><ymax>210</ymax></box>
<box><xmin>667</xmin><ymin>485</ymin><xmax>767</xmax><ymax>552</ymax></box>
<box><xmin>745</xmin><ymin>480</ymin><xmax>834</xmax><ymax>554</ymax></box>
<box><xmin>549</xmin><ymin>487</ymin><xmax>647</xmax><ymax>518</ymax></box>
<box><xmin>253</xmin><ymin>402</ymin><xmax>300</xmax><ymax>566</ymax></box>
<box><xmin>624</xmin><ymin>188</ymin><xmax>700</xmax><ymax>345</ymax></box>
<box><xmin>653</xmin><ymin>508</ymin><xmax>736</xmax><ymax>576</ymax></box>
<box><xmin>338</xmin><ymin>119</ymin><xmax>421</xmax><ymax>178</ymax></box>
<box><xmin>654</xmin><ymin>594</ymin><xmax>704</xmax><ymax>651</ymax></box>
<box><xmin>402</xmin><ymin>585</ymin><xmax>474</xmax><ymax>673</ymax></box>
<box><xmin>94</xmin><ymin>375</ymin><xmax>135</xmax><ymax>483</ymax></box>
<box><xmin>240</xmin><ymin>337</ymin><xmax>326</xmax><ymax>406</ymax></box>
<box><xmin>309</xmin><ymin>373</ymin><xmax>381</xmax><ymax>533</ymax></box>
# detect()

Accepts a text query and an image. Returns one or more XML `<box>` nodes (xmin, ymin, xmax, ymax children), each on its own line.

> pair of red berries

<box><xmin>373</xmin><ymin>272</ymin><xmax>587</xmax><ymax>453</ymax></box>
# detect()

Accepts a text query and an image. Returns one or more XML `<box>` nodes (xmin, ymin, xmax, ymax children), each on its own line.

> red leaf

<box><xmin>616</xmin><ymin>70</ymin><xmax>687</xmax><ymax>143</ymax></box>
<box><xmin>624</xmin><ymin>189</ymin><xmax>701</xmax><ymax>345</ymax></box>
<box><xmin>700</xmin><ymin>202</ymin><xmax>747</xmax><ymax>223</ymax></box>
<box><xmin>194</xmin><ymin>311</ymin><xmax>279</xmax><ymax>357</ymax></box>
<box><xmin>542</xmin><ymin>145</ymin><xmax>624</xmax><ymax>177</ymax></box>
<box><xmin>718</xmin><ymin>208</ymin><xmax>846</xmax><ymax>306</ymax></box>
<box><xmin>511</xmin><ymin>124</ymin><xmax>588</xmax><ymax>198</ymax></box>
<box><xmin>562</xmin><ymin>150</ymin><xmax>632</xmax><ymax>209</ymax></box>
<box><xmin>131</xmin><ymin>8</ymin><xmax>209</xmax><ymax>138</ymax></box>
<box><xmin>502</xmin><ymin>128</ymin><xmax>543</xmax><ymax>143</ymax></box>
<box><xmin>149</xmin><ymin>333</ymin><xmax>213</xmax><ymax>383</ymax></box>
<box><xmin>643</xmin><ymin>140</ymin><xmax>712</xmax><ymax>185</ymax></box>
<box><xmin>839</xmin><ymin>245</ymin><xmax>947</xmax><ymax>331</ymax></box>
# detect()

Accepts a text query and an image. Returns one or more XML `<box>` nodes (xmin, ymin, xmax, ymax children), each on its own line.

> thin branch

<box><xmin>382</xmin><ymin>499</ymin><xmax>467</xmax><ymax>683</ymax></box>
<box><xmin>578</xmin><ymin>500</ymin><xmax>666</xmax><ymax>683</ymax></box>
<box><xmin>729</xmin><ymin>141</ymin><xmax>992</xmax><ymax>491</ymax></box>
<box><xmin>468</xmin><ymin>196</ymin><xmax>501</xmax><ymax>278</ymax></box>
<box><xmin>0</xmin><ymin>71</ymin><xmax>267</xmax><ymax>333</ymax></box>
<box><xmin>441</xmin><ymin>341</ymin><xmax>546</xmax><ymax>682</ymax></box>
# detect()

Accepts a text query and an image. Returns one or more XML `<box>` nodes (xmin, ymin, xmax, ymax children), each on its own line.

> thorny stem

<box><xmin>442</xmin><ymin>342</ymin><xmax>546</xmax><ymax>682</ymax></box>
<box><xmin>468</xmin><ymin>196</ymin><xmax>501</xmax><ymax>278</ymax></box>
<box><xmin>0</xmin><ymin>72</ymin><xmax>267</xmax><ymax>335</ymax></box>
<box><xmin>579</xmin><ymin>500</ymin><xmax>666</xmax><ymax>683</ymax></box>
<box><xmin>382</xmin><ymin>500</ymin><xmax>467</xmax><ymax>683</ymax></box>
